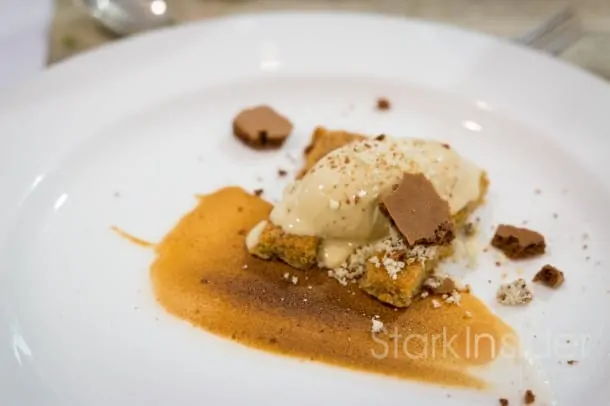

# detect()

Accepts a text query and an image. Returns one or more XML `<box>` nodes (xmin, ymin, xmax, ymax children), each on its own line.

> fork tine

<box><xmin>515</xmin><ymin>6</ymin><xmax>582</xmax><ymax>55</ymax></box>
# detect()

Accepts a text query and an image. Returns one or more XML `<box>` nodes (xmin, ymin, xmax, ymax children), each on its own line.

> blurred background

<box><xmin>1</xmin><ymin>0</ymin><xmax>610</xmax><ymax>90</ymax></box>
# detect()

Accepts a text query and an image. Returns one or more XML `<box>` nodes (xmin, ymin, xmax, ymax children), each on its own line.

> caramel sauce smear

<box><xmin>150</xmin><ymin>187</ymin><xmax>514</xmax><ymax>388</ymax></box>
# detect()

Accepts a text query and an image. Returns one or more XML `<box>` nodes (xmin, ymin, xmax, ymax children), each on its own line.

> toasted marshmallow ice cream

<box><xmin>249</xmin><ymin>137</ymin><xmax>484</xmax><ymax>268</ymax></box>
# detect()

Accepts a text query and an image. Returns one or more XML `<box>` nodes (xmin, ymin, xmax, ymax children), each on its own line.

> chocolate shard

<box><xmin>232</xmin><ymin>105</ymin><xmax>293</xmax><ymax>149</ymax></box>
<box><xmin>381</xmin><ymin>173</ymin><xmax>455</xmax><ymax>247</ymax></box>
<box><xmin>491</xmin><ymin>224</ymin><xmax>546</xmax><ymax>259</ymax></box>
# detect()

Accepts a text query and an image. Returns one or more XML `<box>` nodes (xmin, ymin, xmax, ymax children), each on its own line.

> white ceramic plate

<box><xmin>1</xmin><ymin>12</ymin><xmax>609</xmax><ymax>406</ymax></box>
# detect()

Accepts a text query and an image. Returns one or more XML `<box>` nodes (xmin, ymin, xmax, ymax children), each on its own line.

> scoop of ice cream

<box><xmin>256</xmin><ymin>137</ymin><xmax>483</xmax><ymax>268</ymax></box>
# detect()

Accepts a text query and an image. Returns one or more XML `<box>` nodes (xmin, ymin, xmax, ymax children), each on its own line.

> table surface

<box><xmin>50</xmin><ymin>0</ymin><xmax>610</xmax><ymax>81</ymax></box>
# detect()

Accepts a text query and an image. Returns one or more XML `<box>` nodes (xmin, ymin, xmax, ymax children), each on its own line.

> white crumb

<box><xmin>291</xmin><ymin>276</ymin><xmax>299</xmax><ymax>285</ymax></box>
<box><xmin>497</xmin><ymin>278</ymin><xmax>533</xmax><ymax>305</ymax></box>
<box><xmin>283</xmin><ymin>272</ymin><xmax>289</xmax><ymax>279</ymax></box>
<box><xmin>432</xmin><ymin>299</ymin><xmax>442</xmax><ymax>309</ymax></box>
<box><xmin>371</xmin><ymin>318</ymin><xmax>384</xmax><ymax>333</ymax></box>
<box><xmin>445</xmin><ymin>290</ymin><xmax>462</xmax><ymax>305</ymax></box>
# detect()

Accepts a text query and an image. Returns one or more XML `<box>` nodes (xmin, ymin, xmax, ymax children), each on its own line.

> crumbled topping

<box><xmin>432</xmin><ymin>299</ymin><xmax>442</xmax><ymax>309</ymax></box>
<box><xmin>291</xmin><ymin>276</ymin><xmax>299</xmax><ymax>285</ymax></box>
<box><xmin>368</xmin><ymin>256</ymin><xmax>381</xmax><ymax>267</ymax></box>
<box><xmin>371</xmin><ymin>317</ymin><xmax>384</xmax><ymax>333</ymax></box>
<box><xmin>533</xmin><ymin>264</ymin><xmax>564</xmax><ymax>288</ymax></box>
<box><xmin>424</xmin><ymin>275</ymin><xmax>456</xmax><ymax>294</ymax></box>
<box><xmin>329</xmin><ymin>227</ymin><xmax>437</xmax><ymax>285</ymax></box>
<box><xmin>444</xmin><ymin>290</ymin><xmax>462</xmax><ymax>305</ymax></box>
<box><xmin>497</xmin><ymin>278</ymin><xmax>533</xmax><ymax>305</ymax></box>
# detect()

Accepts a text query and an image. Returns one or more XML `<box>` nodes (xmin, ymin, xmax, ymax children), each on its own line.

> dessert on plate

<box><xmin>246</xmin><ymin>127</ymin><xmax>488</xmax><ymax>307</ymax></box>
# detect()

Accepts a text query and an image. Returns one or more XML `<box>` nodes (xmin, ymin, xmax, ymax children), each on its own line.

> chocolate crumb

<box><xmin>495</xmin><ymin>261</ymin><xmax>501</xmax><ymax>267</ymax></box>
<box><xmin>381</xmin><ymin>173</ymin><xmax>454</xmax><ymax>247</ymax></box>
<box><xmin>441</xmin><ymin>143</ymin><xmax>451</xmax><ymax>149</ymax></box>
<box><xmin>376</xmin><ymin>97</ymin><xmax>391</xmax><ymax>111</ymax></box>
<box><xmin>524</xmin><ymin>389</ymin><xmax>535</xmax><ymax>404</ymax></box>
<box><xmin>233</xmin><ymin>105</ymin><xmax>293</xmax><ymax>149</ymax></box>
<box><xmin>499</xmin><ymin>399</ymin><xmax>509</xmax><ymax>406</ymax></box>
<box><xmin>375</xmin><ymin>134</ymin><xmax>386</xmax><ymax>141</ymax></box>
<box><xmin>491</xmin><ymin>224</ymin><xmax>546</xmax><ymax>259</ymax></box>
<box><xmin>278</xmin><ymin>169</ymin><xmax>288</xmax><ymax>177</ymax></box>
<box><xmin>254</xmin><ymin>189</ymin><xmax>264</xmax><ymax>197</ymax></box>
<box><xmin>533</xmin><ymin>264</ymin><xmax>564</xmax><ymax>288</ymax></box>
<box><xmin>200</xmin><ymin>278</ymin><xmax>209</xmax><ymax>285</ymax></box>
<box><xmin>567</xmin><ymin>360</ymin><xmax>578</xmax><ymax>365</ymax></box>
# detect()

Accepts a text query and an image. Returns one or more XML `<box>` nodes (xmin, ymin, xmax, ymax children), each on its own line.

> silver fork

<box><xmin>515</xmin><ymin>6</ymin><xmax>582</xmax><ymax>55</ymax></box>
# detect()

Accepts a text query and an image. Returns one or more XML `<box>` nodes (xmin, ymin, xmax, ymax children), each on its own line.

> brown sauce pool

<box><xmin>145</xmin><ymin>187</ymin><xmax>514</xmax><ymax>388</ymax></box>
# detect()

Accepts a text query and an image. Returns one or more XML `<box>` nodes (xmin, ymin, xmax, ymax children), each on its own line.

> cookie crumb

<box><xmin>254</xmin><ymin>189</ymin><xmax>264</xmax><ymax>197</ymax></box>
<box><xmin>375</xmin><ymin>134</ymin><xmax>386</xmax><ymax>141</ymax></box>
<box><xmin>499</xmin><ymin>398</ymin><xmax>509</xmax><ymax>406</ymax></box>
<box><xmin>376</xmin><ymin>97</ymin><xmax>391</xmax><ymax>111</ymax></box>
<box><xmin>496</xmin><ymin>278</ymin><xmax>533</xmax><ymax>305</ymax></box>
<box><xmin>533</xmin><ymin>264</ymin><xmax>564</xmax><ymax>288</ymax></box>
<box><xmin>278</xmin><ymin>169</ymin><xmax>288</xmax><ymax>177</ymax></box>
<box><xmin>567</xmin><ymin>360</ymin><xmax>578</xmax><ymax>365</ymax></box>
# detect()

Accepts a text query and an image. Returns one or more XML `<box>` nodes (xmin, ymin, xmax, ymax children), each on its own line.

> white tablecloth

<box><xmin>0</xmin><ymin>0</ymin><xmax>53</xmax><ymax>90</ymax></box>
